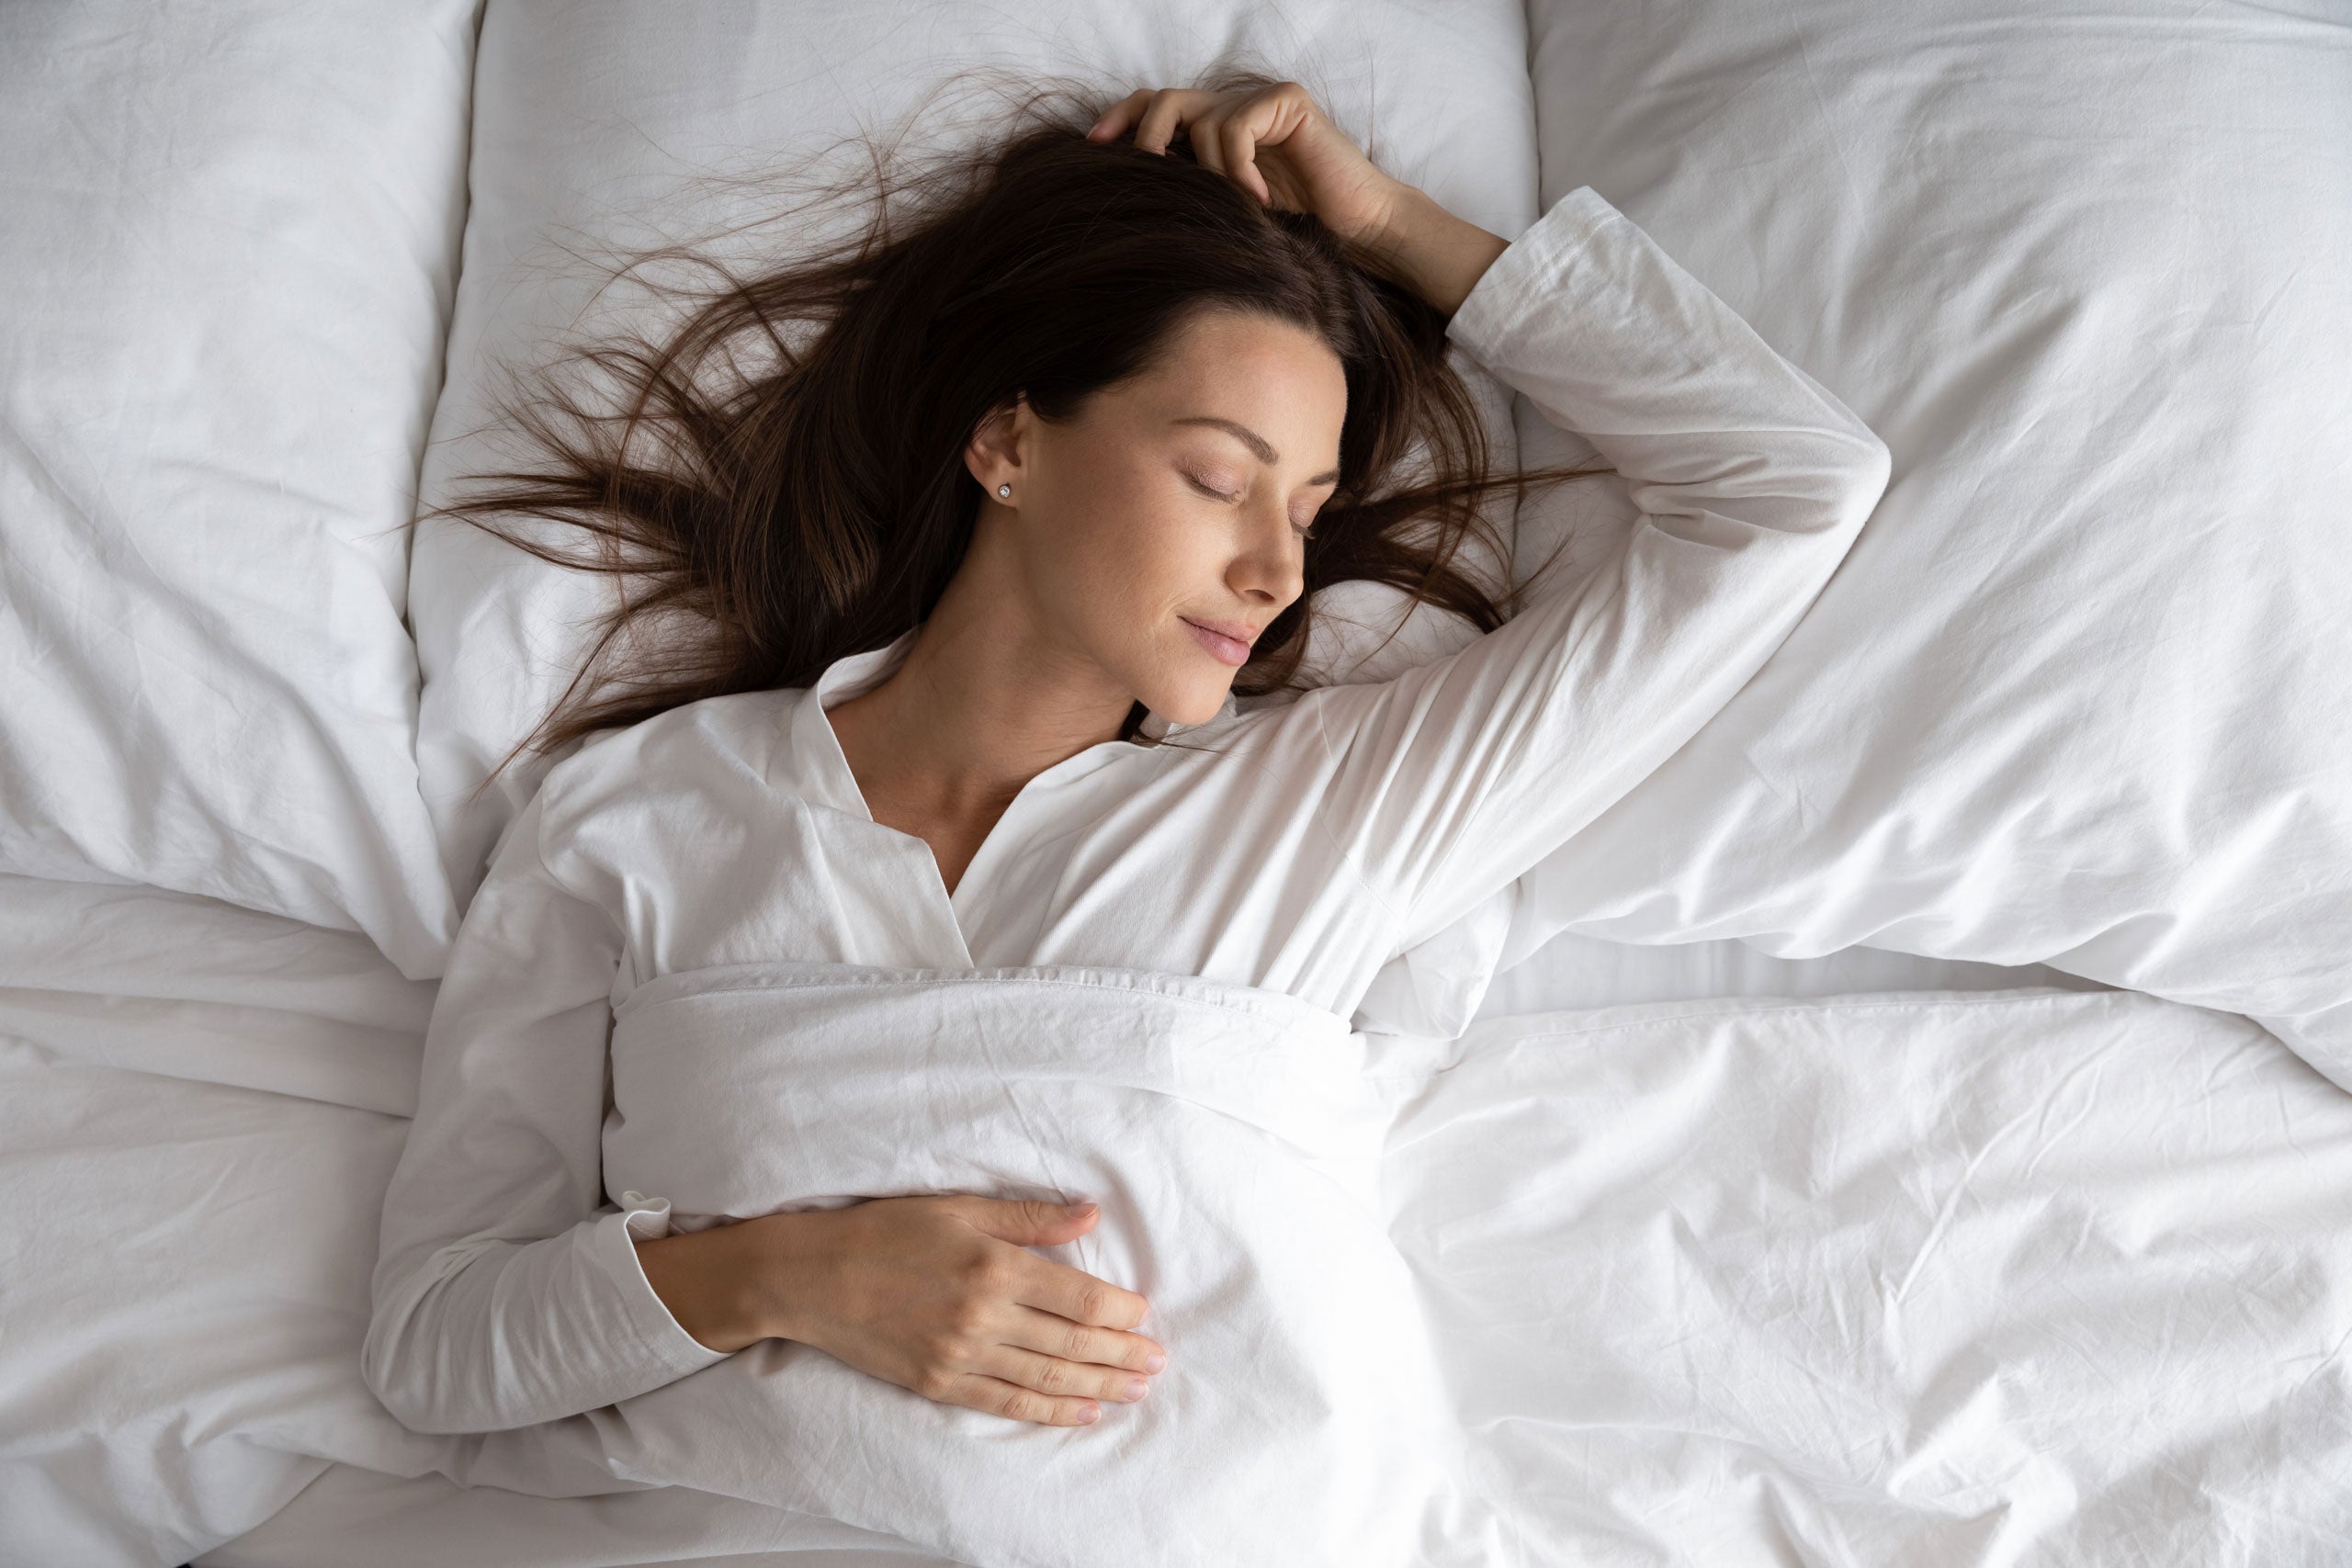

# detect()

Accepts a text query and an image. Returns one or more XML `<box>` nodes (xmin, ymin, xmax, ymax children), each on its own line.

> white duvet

<box><xmin>209</xmin><ymin>968</ymin><xmax>2352</xmax><ymax>1567</ymax></box>
<box><xmin>8</xmin><ymin>875</ymin><xmax>2346</xmax><ymax>1566</ymax></box>
<box><xmin>456</xmin><ymin>964</ymin><xmax>1500</xmax><ymax>1568</ymax></box>
<box><xmin>1390</xmin><ymin>987</ymin><xmax>2352</xmax><ymax>1563</ymax></box>
<box><xmin>365</xmin><ymin>966</ymin><xmax>2350</xmax><ymax>1568</ymax></box>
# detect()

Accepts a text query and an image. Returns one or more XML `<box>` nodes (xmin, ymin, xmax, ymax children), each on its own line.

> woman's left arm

<box><xmin>1308</xmin><ymin>186</ymin><xmax>1892</xmax><ymax>952</ymax></box>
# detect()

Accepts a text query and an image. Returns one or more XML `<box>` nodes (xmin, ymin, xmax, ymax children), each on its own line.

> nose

<box><xmin>1227</xmin><ymin>502</ymin><xmax>1306</xmax><ymax>610</ymax></box>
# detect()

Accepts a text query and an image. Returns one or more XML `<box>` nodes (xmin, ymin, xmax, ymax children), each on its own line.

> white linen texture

<box><xmin>6</xmin><ymin>0</ymin><xmax>2341</xmax><ymax>1563</ymax></box>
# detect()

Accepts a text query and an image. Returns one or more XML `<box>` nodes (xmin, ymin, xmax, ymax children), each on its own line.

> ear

<box><xmin>962</xmin><ymin>393</ymin><xmax>1026</xmax><ymax>497</ymax></box>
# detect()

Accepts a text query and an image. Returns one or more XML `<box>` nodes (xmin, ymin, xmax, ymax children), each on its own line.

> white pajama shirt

<box><xmin>363</xmin><ymin>185</ymin><xmax>1894</xmax><ymax>1435</ymax></box>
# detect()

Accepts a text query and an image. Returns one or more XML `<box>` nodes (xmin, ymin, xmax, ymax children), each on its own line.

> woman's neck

<box><xmin>823</xmin><ymin>535</ymin><xmax>1133</xmax><ymax>871</ymax></box>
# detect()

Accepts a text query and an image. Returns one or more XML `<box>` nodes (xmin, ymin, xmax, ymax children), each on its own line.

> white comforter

<box><xmin>8</xmin><ymin>879</ymin><xmax>2346</xmax><ymax>1565</ymax></box>
<box><xmin>358</xmin><ymin>964</ymin><xmax>2350</xmax><ymax>1568</ymax></box>
<box><xmin>452</xmin><ymin>963</ymin><xmax>1503</xmax><ymax>1568</ymax></box>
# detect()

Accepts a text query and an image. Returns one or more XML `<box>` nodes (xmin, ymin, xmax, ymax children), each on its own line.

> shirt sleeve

<box><xmin>361</xmin><ymin>786</ymin><xmax>729</xmax><ymax>1435</ymax></box>
<box><xmin>1300</xmin><ymin>185</ymin><xmax>1894</xmax><ymax>952</ymax></box>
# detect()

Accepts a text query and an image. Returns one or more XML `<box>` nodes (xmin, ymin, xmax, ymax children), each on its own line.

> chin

<box><xmin>1145</xmin><ymin>695</ymin><xmax>1225</xmax><ymax>728</ymax></box>
<box><xmin>1136</xmin><ymin>672</ymin><xmax>1234</xmax><ymax>729</ymax></box>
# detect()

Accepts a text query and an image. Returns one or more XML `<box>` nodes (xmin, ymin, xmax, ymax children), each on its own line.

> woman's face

<box><xmin>964</xmin><ymin>307</ymin><xmax>1349</xmax><ymax>727</ymax></box>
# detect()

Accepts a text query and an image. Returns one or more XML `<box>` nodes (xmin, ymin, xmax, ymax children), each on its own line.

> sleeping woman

<box><xmin>362</xmin><ymin>77</ymin><xmax>1891</xmax><ymax>1560</ymax></box>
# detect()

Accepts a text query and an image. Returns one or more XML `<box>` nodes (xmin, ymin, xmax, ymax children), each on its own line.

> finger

<box><xmin>1218</xmin><ymin>115</ymin><xmax>1271</xmax><ymax>205</ymax></box>
<box><xmin>985</xmin><ymin>1344</ymin><xmax>1153</xmax><ymax>1405</ymax></box>
<box><xmin>957</xmin><ymin>1196</ymin><xmax>1099</xmax><ymax>1247</ymax></box>
<box><xmin>1133</xmin><ymin>87</ymin><xmax>1215</xmax><ymax>155</ymax></box>
<box><xmin>946</xmin><ymin>1372</ymin><xmax>1102</xmax><ymax>1427</ymax></box>
<box><xmin>1190</xmin><ymin>109</ymin><xmax>1228</xmax><ymax>177</ymax></box>
<box><xmin>1013</xmin><ymin>1253</ymin><xmax>1150</xmax><ymax>1331</ymax></box>
<box><xmin>1085</xmin><ymin>88</ymin><xmax>1152</xmax><ymax>142</ymax></box>
<box><xmin>1005</xmin><ymin>1305</ymin><xmax>1167</xmax><ymax>1375</ymax></box>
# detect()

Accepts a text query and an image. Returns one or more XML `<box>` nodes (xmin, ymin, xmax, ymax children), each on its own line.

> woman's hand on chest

<box><xmin>635</xmin><ymin>1194</ymin><xmax>1169</xmax><ymax>1427</ymax></box>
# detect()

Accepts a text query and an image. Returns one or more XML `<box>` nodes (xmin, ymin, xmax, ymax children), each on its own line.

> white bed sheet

<box><xmin>0</xmin><ymin>869</ymin><xmax>2080</xmax><ymax>1568</ymax></box>
<box><xmin>175</xmin><ymin>955</ymin><xmax>2352</xmax><ymax>1568</ymax></box>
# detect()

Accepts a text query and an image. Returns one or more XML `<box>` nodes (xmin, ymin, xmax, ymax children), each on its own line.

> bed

<box><xmin>2</xmin><ymin>1</ymin><xmax>2346</xmax><ymax>1563</ymax></box>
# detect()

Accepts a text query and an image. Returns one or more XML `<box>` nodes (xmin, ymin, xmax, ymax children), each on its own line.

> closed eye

<box><xmin>1187</xmin><ymin>470</ymin><xmax>1317</xmax><ymax>539</ymax></box>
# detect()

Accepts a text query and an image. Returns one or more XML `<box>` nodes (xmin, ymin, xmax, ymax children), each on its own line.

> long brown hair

<box><xmin>439</xmin><ymin>71</ymin><xmax>1607</xmax><ymax>767</ymax></box>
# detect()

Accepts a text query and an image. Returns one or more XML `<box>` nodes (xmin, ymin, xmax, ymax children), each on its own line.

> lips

<box><xmin>1179</xmin><ymin>615</ymin><xmax>1256</xmax><ymax>668</ymax></box>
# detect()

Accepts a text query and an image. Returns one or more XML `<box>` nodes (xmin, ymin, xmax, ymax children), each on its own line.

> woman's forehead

<box><xmin>1103</xmin><ymin>311</ymin><xmax>1348</xmax><ymax>442</ymax></box>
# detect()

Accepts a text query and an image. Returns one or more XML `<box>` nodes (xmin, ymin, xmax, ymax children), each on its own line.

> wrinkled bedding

<box><xmin>450</xmin><ymin>964</ymin><xmax>1491</xmax><ymax>1568</ymax></box>
<box><xmin>0</xmin><ymin>876</ymin><xmax>2089</xmax><ymax>1568</ymax></box>
<box><xmin>8</xmin><ymin>920</ymin><xmax>2332</xmax><ymax>1567</ymax></box>
<box><xmin>438</xmin><ymin>969</ymin><xmax>2352</xmax><ymax>1567</ymax></box>
<box><xmin>3</xmin><ymin>0</ymin><xmax>2345</xmax><ymax>1562</ymax></box>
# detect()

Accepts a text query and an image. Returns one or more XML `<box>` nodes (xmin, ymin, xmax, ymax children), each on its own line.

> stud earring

<box><xmin>997</xmin><ymin>483</ymin><xmax>1012</xmax><ymax>499</ymax></box>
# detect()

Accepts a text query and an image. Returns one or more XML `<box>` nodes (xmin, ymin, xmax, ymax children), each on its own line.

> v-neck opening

<box><xmin>774</xmin><ymin>628</ymin><xmax>1239</xmax><ymax>967</ymax></box>
<box><xmin>805</xmin><ymin>689</ymin><xmax>1136</xmax><ymax>965</ymax></box>
<box><xmin>927</xmin><ymin>737</ymin><xmax>1140</xmax><ymax>943</ymax></box>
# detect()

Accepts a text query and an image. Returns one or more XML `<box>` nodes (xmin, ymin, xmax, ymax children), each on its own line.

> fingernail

<box><xmin>1064</xmin><ymin>1201</ymin><xmax>1095</xmax><ymax>1217</ymax></box>
<box><xmin>1143</xmin><ymin>1351</ymin><xmax>1166</xmax><ymax>1373</ymax></box>
<box><xmin>1078</xmin><ymin>1404</ymin><xmax>1102</xmax><ymax>1423</ymax></box>
<box><xmin>1125</xmin><ymin>1380</ymin><xmax>1149</xmax><ymax>1402</ymax></box>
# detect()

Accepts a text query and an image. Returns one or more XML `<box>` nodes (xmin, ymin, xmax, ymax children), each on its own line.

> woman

<box><xmin>365</xmin><ymin>74</ymin><xmax>1888</xmax><ymax>1504</ymax></box>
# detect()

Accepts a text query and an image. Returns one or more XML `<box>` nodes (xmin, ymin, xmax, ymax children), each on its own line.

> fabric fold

<box><xmin>523</xmin><ymin>962</ymin><xmax>1507</xmax><ymax>1568</ymax></box>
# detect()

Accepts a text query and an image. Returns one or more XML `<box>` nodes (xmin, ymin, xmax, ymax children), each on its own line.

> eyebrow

<box><xmin>1172</xmin><ymin>416</ymin><xmax>1341</xmax><ymax>487</ymax></box>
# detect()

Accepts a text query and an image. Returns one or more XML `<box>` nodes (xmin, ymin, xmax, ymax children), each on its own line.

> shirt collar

<box><xmin>773</xmin><ymin>631</ymin><xmax>919</xmax><ymax>818</ymax></box>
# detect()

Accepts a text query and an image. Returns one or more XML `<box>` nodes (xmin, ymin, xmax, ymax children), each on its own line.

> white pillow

<box><xmin>412</xmin><ymin>0</ymin><xmax>1538</xmax><ymax>907</ymax></box>
<box><xmin>1498</xmin><ymin>0</ymin><xmax>2352</xmax><ymax>1082</ymax></box>
<box><xmin>0</xmin><ymin>0</ymin><xmax>476</xmax><ymax>977</ymax></box>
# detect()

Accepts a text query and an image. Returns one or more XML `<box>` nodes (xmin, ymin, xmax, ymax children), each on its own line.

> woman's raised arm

<box><xmin>1299</xmin><ymin>184</ymin><xmax>1894</xmax><ymax>954</ymax></box>
<box><xmin>1088</xmin><ymin>81</ymin><xmax>1509</xmax><ymax>317</ymax></box>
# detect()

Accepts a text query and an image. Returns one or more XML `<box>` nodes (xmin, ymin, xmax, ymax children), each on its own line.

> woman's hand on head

<box><xmin>639</xmin><ymin>1193</ymin><xmax>1166</xmax><ymax>1427</ymax></box>
<box><xmin>1087</xmin><ymin>82</ymin><xmax>1510</xmax><ymax>319</ymax></box>
<box><xmin>1088</xmin><ymin>82</ymin><xmax>1404</xmax><ymax>249</ymax></box>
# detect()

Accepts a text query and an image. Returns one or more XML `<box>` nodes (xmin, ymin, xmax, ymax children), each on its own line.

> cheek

<box><xmin>1071</xmin><ymin>512</ymin><xmax>1193</xmax><ymax>668</ymax></box>
<box><xmin>1039</xmin><ymin>483</ymin><xmax>1208</xmax><ymax>630</ymax></box>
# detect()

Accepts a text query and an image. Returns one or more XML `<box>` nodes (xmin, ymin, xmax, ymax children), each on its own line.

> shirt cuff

<box><xmin>592</xmin><ymin>1190</ymin><xmax>733</xmax><ymax>1376</ymax></box>
<box><xmin>1444</xmin><ymin>185</ymin><xmax>1622</xmax><ymax>372</ymax></box>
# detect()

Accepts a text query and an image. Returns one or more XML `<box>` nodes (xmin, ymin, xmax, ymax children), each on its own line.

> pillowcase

<box><xmin>411</xmin><ymin>0</ymin><xmax>1540</xmax><ymax>908</ymax></box>
<box><xmin>0</xmin><ymin>0</ymin><xmax>477</xmax><ymax>977</ymax></box>
<box><xmin>1495</xmin><ymin>0</ymin><xmax>2352</xmax><ymax>1084</ymax></box>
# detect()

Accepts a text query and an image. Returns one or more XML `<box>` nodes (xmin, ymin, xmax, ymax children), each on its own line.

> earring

<box><xmin>997</xmin><ymin>483</ymin><xmax>1012</xmax><ymax>499</ymax></box>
